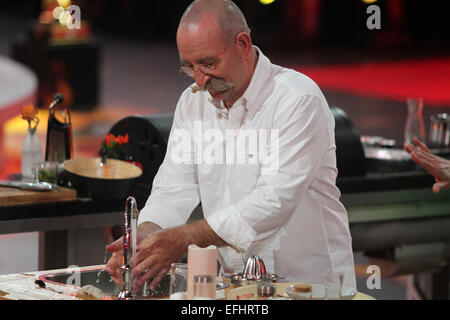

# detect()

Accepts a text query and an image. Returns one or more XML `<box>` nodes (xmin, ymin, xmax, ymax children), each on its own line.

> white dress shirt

<box><xmin>138</xmin><ymin>47</ymin><xmax>356</xmax><ymax>289</ymax></box>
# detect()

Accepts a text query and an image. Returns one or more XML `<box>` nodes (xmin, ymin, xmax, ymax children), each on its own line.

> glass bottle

<box><xmin>21</xmin><ymin>126</ymin><xmax>43</xmax><ymax>180</ymax></box>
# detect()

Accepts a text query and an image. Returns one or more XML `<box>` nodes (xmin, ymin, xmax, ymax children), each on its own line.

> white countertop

<box><xmin>0</xmin><ymin>265</ymin><xmax>105</xmax><ymax>300</ymax></box>
<box><xmin>0</xmin><ymin>265</ymin><xmax>372</xmax><ymax>300</ymax></box>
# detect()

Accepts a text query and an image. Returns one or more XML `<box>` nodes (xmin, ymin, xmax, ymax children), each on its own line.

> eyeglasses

<box><xmin>178</xmin><ymin>42</ymin><xmax>231</xmax><ymax>78</ymax></box>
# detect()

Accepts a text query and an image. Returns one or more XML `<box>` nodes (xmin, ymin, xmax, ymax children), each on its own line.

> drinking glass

<box><xmin>169</xmin><ymin>263</ymin><xmax>188</xmax><ymax>300</ymax></box>
<box><xmin>32</xmin><ymin>161</ymin><xmax>63</xmax><ymax>185</ymax></box>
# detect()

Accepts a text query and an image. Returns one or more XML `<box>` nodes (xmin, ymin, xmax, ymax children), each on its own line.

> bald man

<box><xmin>106</xmin><ymin>0</ymin><xmax>356</xmax><ymax>292</ymax></box>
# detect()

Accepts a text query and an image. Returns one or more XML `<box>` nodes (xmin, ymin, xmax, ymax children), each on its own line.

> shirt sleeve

<box><xmin>206</xmin><ymin>95</ymin><xmax>333</xmax><ymax>252</ymax></box>
<box><xmin>138</xmin><ymin>96</ymin><xmax>201</xmax><ymax>228</ymax></box>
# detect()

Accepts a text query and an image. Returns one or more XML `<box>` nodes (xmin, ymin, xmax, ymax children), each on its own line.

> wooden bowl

<box><xmin>63</xmin><ymin>158</ymin><xmax>143</xmax><ymax>199</ymax></box>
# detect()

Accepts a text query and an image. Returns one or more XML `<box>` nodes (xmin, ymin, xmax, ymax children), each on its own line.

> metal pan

<box><xmin>63</xmin><ymin>158</ymin><xmax>143</xmax><ymax>199</ymax></box>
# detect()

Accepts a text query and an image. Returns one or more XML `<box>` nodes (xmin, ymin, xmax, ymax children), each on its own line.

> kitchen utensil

<box><xmin>243</xmin><ymin>255</ymin><xmax>267</xmax><ymax>281</ymax></box>
<box><xmin>0</xmin><ymin>180</ymin><xmax>53</xmax><ymax>191</ymax></box>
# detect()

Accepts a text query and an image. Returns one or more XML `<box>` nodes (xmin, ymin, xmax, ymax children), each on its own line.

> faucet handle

<box><xmin>125</xmin><ymin>196</ymin><xmax>138</xmax><ymax>215</ymax></box>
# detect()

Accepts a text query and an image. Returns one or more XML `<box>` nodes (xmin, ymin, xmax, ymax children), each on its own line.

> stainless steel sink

<box><xmin>39</xmin><ymin>267</ymin><xmax>170</xmax><ymax>298</ymax></box>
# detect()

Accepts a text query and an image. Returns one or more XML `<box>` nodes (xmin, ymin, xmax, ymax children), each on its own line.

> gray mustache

<box><xmin>191</xmin><ymin>77</ymin><xmax>234</xmax><ymax>93</ymax></box>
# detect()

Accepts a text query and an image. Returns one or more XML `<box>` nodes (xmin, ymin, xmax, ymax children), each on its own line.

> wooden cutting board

<box><xmin>0</xmin><ymin>186</ymin><xmax>77</xmax><ymax>207</ymax></box>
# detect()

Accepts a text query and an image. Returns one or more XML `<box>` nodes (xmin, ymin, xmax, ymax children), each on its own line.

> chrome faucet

<box><xmin>117</xmin><ymin>196</ymin><xmax>139</xmax><ymax>300</ymax></box>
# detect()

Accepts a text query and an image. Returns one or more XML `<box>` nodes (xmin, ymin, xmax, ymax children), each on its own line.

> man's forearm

<box><xmin>182</xmin><ymin>219</ymin><xmax>228</xmax><ymax>249</ymax></box>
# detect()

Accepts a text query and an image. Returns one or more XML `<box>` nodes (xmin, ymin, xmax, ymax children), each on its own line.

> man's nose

<box><xmin>194</xmin><ymin>69</ymin><xmax>211</xmax><ymax>88</ymax></box>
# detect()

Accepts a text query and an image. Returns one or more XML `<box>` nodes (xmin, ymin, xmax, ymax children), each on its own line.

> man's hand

<box><xmin>131</xmin><ymin>226</ymin><xmax>189</xmax><ymax>292</ymax></box>
<box><xmin>105</xmin><ymin>222</ymin><xmax>162</xmax><ymax>285</ymax></box>
<box><xmin>131</xmin><ymin>219</ymin><xmax>228</xmax><ymax>292</ymax></box>
<box><xmin>404</xmin><ymin>137</ymin><xmax>450</xmax><ymax>193</ymax></box>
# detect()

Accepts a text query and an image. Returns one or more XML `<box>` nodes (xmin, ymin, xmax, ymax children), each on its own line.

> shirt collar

<box><xmin>240</xmin><ymin>46</ymin><xmax>271</xmax><ymax>109</ymax></box>
<box><xmin>208</xmin><ymin>46</ymin><xmax>272</xmax><ymax>114</ymax></box>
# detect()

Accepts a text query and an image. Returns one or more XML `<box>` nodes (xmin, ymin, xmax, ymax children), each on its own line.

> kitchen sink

<box><xmin>39</xmin><ymin>266</ymin><xmax>170</xmax><ymax>298</ymax></box>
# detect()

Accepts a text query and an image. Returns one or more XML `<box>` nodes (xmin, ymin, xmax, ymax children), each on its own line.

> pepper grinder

<box><xmin>45</xmin><ymin>92</ymin><xmax>73</xmax><ymax>163</ymax></box>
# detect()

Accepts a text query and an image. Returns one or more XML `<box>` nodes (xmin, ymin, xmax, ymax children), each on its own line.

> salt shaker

<box><xmin>257</xmin><ymin>283</ymin><xmax>276</xmax><ymax>299</ymax></box>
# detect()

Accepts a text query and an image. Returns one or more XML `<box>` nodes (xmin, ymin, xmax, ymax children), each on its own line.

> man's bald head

<box><xmin>179</xmin><ymin>0</ymin><xmax>250</xmax><ymax>44</ymax></box>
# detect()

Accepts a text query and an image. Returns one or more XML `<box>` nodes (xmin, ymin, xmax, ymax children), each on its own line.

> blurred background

<box><xmin>0</xmin><ymin>0</ymin><xmax>449</xmax><ymax>299</ymax></box>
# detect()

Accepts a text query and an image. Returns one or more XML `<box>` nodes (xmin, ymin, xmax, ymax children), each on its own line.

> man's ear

<box><xmin>235</xmin><ymin>32</ymin><xmax>253</xmax><ymax>58</ymax></box>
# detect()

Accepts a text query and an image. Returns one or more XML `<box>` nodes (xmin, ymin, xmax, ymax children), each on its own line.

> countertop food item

<box><xmin>293</xmin><ymin>283</ymin><xmax>312</xmax><ymax>300</ymax></box>
<box><xmin>76</xmin><ymin>285</ymin><xmax>107</xmax><ymax>300</ymax></box>
<box><xmin>293</xmin><ymin>283</ymin><xmax>312</xmax><ymax>293</ymax></box>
